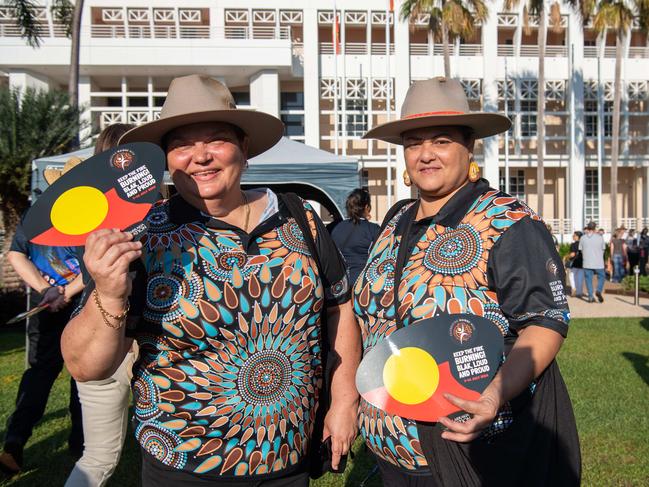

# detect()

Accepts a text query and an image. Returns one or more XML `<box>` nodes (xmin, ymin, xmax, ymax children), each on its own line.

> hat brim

<box><xmin>118</xmin><ymin>109</ymin><xmax>284</xmax><ymax>158</ymax></box>
<box><xmin>43</xmin><ymin>169</ymin><xmax>63</xmax><ymax>185</ymax></box>
<box><xmin>363</xmin><ymin>112</ymin><xmax>512</xmax><ymax>144</ymax></box>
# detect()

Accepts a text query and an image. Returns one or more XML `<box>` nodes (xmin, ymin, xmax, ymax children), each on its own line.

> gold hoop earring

<box><xmin>468</xmin><ymin>160</ymin><xmax>480</xmax><ymax>183</ymax></box>
<box><xmin>403</xmin><ymin>170</ymin><xmax>412</xmax><ymax>187</ymax></box>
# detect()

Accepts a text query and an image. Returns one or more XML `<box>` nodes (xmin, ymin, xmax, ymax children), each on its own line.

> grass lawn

<box><xmin>0</xmin><ymin>318</ymin><xmax>647</xmax><ymax>486</ymax></box>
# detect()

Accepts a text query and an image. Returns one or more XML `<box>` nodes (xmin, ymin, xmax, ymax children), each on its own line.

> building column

<box><xmin>303</xmin><ymin>8</ymin><xmax>320</xmax><ymax>148</ymax></box>
<box><xmin>8</xmin><ymin>70</ymin><xmax>52</xmax><ymax>91</ymax></box>
<box><xmin>644</xmin><ymin>166</ymin><xmax>649</xmax><ymax>224</ymax></box>
<box><xmin>568</xmin><ymin>11</ymin><xmax>585</xmax><ymax>232</ymax></box>
<box><xmin>394</xmin><ymin>0</ymin><xmax>411</xmax><ymax>201</ymax></box>
<box><xmin>250</xmin><ymin>70</ymin><xmax>280</xmax><ymax>118</ymax></box>
<box><xmin>481</xmin><ymin>3</ymin><xmax>499</xmax><ymax>188</ymax></box>
<box><xmin>78</xmin><ymin>75</ymin><xmax>92</xmax><ymax>144</ymax></box>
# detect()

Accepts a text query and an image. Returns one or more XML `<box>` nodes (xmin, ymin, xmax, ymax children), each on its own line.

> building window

<box><xmin>499</xmin><ymin>169</ymin><xmax>526</xmax><ymax>200</ymax></box>
<box><xmin>585</xmin><ymin>168</ymin><xmax>599</xmax><ymax>223</ymax></box>
<box><xmin>584</xmin><ymin>100</ymin><xmax>612</xmax><ymax>138</ymax></box>
<box><xmin>232</xmin><ymin>91</ymin><xmax>250</xmax><ymax>106</ymax></box>
<box><xmin>338</xmin><ymin>98</ymin><xmax>368</xmax><ymax>137</ymax></box>
<box><xmin>361</xmin><ymin>169</ymin><xmax>369</xmax><ymax>190</ymax></box>
<box><xmin>520</xmin><ymin>100</ymin><xmax>537</xmax><ymax>136</ymax></box>
<box><xmin>280</xmin><ymin>91</ymin><xmax>305</xmax><ymax>140</ymax></box>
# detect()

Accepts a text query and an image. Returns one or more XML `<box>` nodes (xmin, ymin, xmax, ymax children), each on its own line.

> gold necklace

<box><xmin>241</xmin><ymin>190</ymin><xmax>250</xmax><ymax>232</ymax></box>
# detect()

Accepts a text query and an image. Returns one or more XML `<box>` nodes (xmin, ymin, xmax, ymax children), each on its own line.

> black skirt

<box><xmin>415</xmin><ymin>359</ymin><xmax>581</xmax><ymax>487</ymax></box>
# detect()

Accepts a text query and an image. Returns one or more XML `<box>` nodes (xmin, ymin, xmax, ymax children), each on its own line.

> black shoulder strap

<box><xmin>378</xmin><ymin>198</ymin><xmax>416</xmax><ymax>235</ymax></box>
<box><xmin>279</xmin><ymin>192</ymin><xmax>324</xmax><ymax>279</ymax></box>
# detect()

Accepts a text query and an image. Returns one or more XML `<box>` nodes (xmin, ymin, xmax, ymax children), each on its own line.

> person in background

<box><xmin>546</xmin><ymin>223</ymin><xmax>560</xmax><ymax>252</ymax></box>
<box><xmin>65</xmin><ymin>123</ymin><xmax>138</xmax><ymax>487</ymax></box>
<box><xmin>330</xmin><ymin>188</ymin><xmax>380</xmax><ymax>286</ymax></box>
<box><xmin>609</xmin><ymin>229</ymin><xmax>627</xmax><ymax>283</ymax></box>
<box><xmin>0</xmin><ymin>193</ymin><xmax>85</xmax><ymax>476</ymax></box>
<box><xmin>626</xmin><ymin>229</ymin><xmax>640</xmax><ymax>275</ymax></box>
<box><xmin>580</xmin><ymin>222</ymin><xmax>606</xmax><ymax>302</ymax></box>
<box><xmin>639</xmin><ymin>228</ymin><xmax>649</xmax><ymax>275</ymax></box>
<box><xmin>567</xmin><ymin>231</ymin><xmax>584</xmax><ymax>299</ymax></box>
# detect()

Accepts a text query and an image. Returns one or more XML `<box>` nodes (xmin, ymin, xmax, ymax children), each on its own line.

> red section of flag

<box><xmin>389</xmin><ymin>0</ymin><xmax>394</xmax><ymax>12</ymax></box>
<box><xmin>333</xmin><ymin>12</ymin><xmax>341</xmax><ymax>55</ymax></box>
<box><xmin>30</xmin><ymin>188</ymin><xmax>151</xmax><ymax>246</ymax></box>
<box><xmin>360</xmin><ymin>362</ymin><xmax>481</xmax><ymax>422</ymax></box>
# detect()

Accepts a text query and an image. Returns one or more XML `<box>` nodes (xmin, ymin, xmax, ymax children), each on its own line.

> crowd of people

<box><xmin>1</xmin><ymin>75</ymin><xmax>580</xmax><ymax>487</ymax></box>
<box><xmin>566</xmin><ymin>223</ymin><xmax>649</xmax><ymax>302</ymax></box>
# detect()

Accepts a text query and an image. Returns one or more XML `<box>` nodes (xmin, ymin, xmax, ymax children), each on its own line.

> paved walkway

<box><xmin>567</xmin><ymin>293</ymin><xmax>649</xmax><ymax>318</ymax></box>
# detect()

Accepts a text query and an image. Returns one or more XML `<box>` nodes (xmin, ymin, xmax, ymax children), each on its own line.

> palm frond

<box><xmin>50</xmin><ymin>0</ymin><xmax>74</xmax><ymax>37</ymax></box>
<box><xmin>549</xmin><ymin>2</ymin><xmax>563</xmax><ymax>33</ymax></box>
<box><xmin>6</xmin><ymin>0</ymin><xmax>42</xmax><ymax>48</ymax></box>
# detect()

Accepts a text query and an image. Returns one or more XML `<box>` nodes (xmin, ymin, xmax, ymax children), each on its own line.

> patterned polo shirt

<box><xmin>123</xmin><ymin>190</ymin><xmax>350</xmax><ymax>480</ymax></box>
<box><xmin>353</xmin><ymin>179</ymin><xmax>570</xmax><ymax>472</ymax></box>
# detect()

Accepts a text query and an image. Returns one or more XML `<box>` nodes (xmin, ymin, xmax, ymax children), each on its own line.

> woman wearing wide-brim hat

<box><xmin>355</xmin><ymin>77</ymin><xmax>580</xmax><ymax>486</ymax></box>
<box><xmin>62</xmin><ymin>75</ymin><xmax>361</xmax><ymax>486</ymax></box>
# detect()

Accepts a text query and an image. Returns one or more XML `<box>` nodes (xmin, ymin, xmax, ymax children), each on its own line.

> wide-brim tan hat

<box><xmin>119</xmin><ymin>75</ymin><xmax>284</xmax><ymax>158</ymax></box>
<box><xmin>43</xmin><ymin>156</ymin><xmax>83</xmax><ymax>185</ymax></box>
<box><xmin>364</xmin><ymin>77</ymin><xmax>511</xmax><ymax>144</ymax></box>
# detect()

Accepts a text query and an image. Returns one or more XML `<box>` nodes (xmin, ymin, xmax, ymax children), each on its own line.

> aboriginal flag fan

<box><xmin>23</xmin><ymin>142</ymin><xmax>165</xmax><ymax>246</ymax></box>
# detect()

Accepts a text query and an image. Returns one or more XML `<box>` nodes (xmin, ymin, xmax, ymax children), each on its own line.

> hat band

<box><xmin>403</xmin><ymin>110</ymin><xmax>465</xmax><ymax>119</ymax></box>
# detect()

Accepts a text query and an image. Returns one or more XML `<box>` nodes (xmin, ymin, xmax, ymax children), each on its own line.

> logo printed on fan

<box><xmin>111</xmin><ymin>149</ymin><xmax>135</xmax><ymax>171</ymax></box>
<box><xmin>450</xmin><ymin>318</ymin><xmax>474</xmax><ymax>344</ymax></box>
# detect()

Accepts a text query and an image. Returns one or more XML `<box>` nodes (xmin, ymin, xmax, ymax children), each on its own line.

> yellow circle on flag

<box><xmin>383</xmin><ymin>347</ymin><xmax>440</xmax><ymax>405</ymax></box>
<box><xmin>50</xmin><ymin>186</ymin><xmax>108</xmax><ymax>235</ymax></box>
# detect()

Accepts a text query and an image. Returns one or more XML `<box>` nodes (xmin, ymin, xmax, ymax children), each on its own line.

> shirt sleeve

<box><xmin>9</xmin><ymin>223</ymin><xmax>29</xmax><ymax>255</ymax></box>
<box><xmin>487</xmin><ymin>216</ymin><xmax>570</xmax><ymax>337</ymax></box>
<box><xmin>304</xmin><ymin>203</ymin><xmax>351</xmax><ymax>306</ymax></box>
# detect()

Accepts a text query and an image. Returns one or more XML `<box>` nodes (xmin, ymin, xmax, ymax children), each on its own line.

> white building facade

<box><xmin>1</xmin><ymin>0</ymin><xmax>648</xmax><ymax>233</ymax></box>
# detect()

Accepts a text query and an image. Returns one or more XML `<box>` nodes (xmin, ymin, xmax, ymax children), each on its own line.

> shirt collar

<box><xmin>167</xmin><ymin>190</ymin><xmax>283</xmax><ymax>234</ymax></box>
<box><xmin>432</xmin><ymin>178</ymin><xmax>490</xmax><ymax>227</ymax></box>
<box><xmin>396</xmin><ymin>178</ymin><xmax>491</xmax><ymax>235</ymax></box>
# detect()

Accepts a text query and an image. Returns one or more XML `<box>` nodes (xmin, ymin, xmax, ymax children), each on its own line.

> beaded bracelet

<box><xmin>92</xmin><ymin>289</ymin><xmax>129</xmax><ymax>330</ymax></box>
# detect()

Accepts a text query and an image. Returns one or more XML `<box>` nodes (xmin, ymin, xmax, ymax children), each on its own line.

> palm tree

<box><xmin>586</xmin><ymin>0</ymin><xmax>649</xmax><ymax>230</ymax></box>
<box><xmin>0</xmin><ymin>87</ymin><xmax>84</xmax><ymax>287</ymax></box>
<box><xmin>400</xmin><ymin>0</ymin><xmax>489</xmax><ymax>78</ymax></box>
<box><xmin>504</xmin><ymin>0</ymin><xmax>563</xmax><ymax>218</ymax></box>
<box><xmin>6</xmin><ymin>0</ymin><xmax>84</xmax><ymax>108</ymax></box>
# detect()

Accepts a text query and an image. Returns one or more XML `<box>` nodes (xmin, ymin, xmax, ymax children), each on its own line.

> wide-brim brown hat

<box><xmin>43</xmin><ymin>156</ymin><xmax>83</xmax><ymax>185</ymax></box>
<box><xmin>119</xmin><ymin>75</ymin><xmax>284</xmax><ymax>158</ymax></box>
<box><xmin>364</xmin><ymin>77</ymin><xmax>511</xmax><ymax>144</ymax></box>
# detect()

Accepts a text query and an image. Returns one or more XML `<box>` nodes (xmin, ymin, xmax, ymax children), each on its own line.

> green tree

<box><xmin>586</xmin><ymin>0</ymin><xmax>649</xmax><ymax>230</ymax></box>
<box><xmin>504</xmin><ymin>0</ymin><xmax>563</xmax><ymax>218</ymax></box>
<box><xmin>0</xmin><ymin>87</ymin><xmax>83</xmax><ymax>287</ymax></box>
<box><xmin>400</xmin><ymin>0</ymin><xmax>489</xmax><ymax>78</ymax></box>
<box><xmin>6</xmin><ymin>0</ymin><xmax>84</xmax><ymax>108</ymax></box>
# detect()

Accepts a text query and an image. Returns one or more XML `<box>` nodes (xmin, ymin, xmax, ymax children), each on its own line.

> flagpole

<box><xmin>333</xmin><ymin>3</ymin><xmax>339</xmax><ymax>155</ymax></box>
<box><xmin>386</xmin><ymin>3</ymin><xmax>393</xmax><ymax>207</ymax></box>
<box><xmin>504</xmin><ymin>57</ymin><xmax>510</xmax><ymax>195</ymax></box>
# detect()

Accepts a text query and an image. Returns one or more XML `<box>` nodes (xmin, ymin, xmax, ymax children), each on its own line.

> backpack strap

<box><xmin>279</xmin><ymin>192</ymin><xmax>323</xmax><ymax>277</ymax></box>
<box><xmin>378</xmin><ymin>198</ymin><xmax>416</xmax><ymax>235</ymax></box>
<box><xmin>278</xmin><ymin>192</ymin><xmax>337</xmax><ymax>478</ymax></box>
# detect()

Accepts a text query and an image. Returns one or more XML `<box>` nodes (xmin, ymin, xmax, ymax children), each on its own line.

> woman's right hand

<box><xmin>84</xmin><ymin>229</ymin><xmax>142</xmax><ymax>301</ymax></box>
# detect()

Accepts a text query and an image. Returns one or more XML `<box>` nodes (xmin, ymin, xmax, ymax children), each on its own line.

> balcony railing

<box><xmin>92</xmin><ymin>108</ymin><xmax>161</xmax><ymax>129</ymax></box>
<box><xmin>0</xmin><ymin>22</ymin><xmax>67</xmax><ymax>37</ymax></box>
<box><xmin>410</xmin><ymin>43</ymin><xmax>483</xmax><ymax>56</ymax></box>
<box><xmin>89</xmin><ymin>25</ymin><xmax>290</xmax><ymax>40</ymax></box>
<box><xmin>319</xmin><ymin>42</ymin><xmax>395</xmax><ymax>55</ymax></box>
<box><xmin>584</xmin><ymin>45</ymin><xmax>649</xmax><ymax>58</ymax></box>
